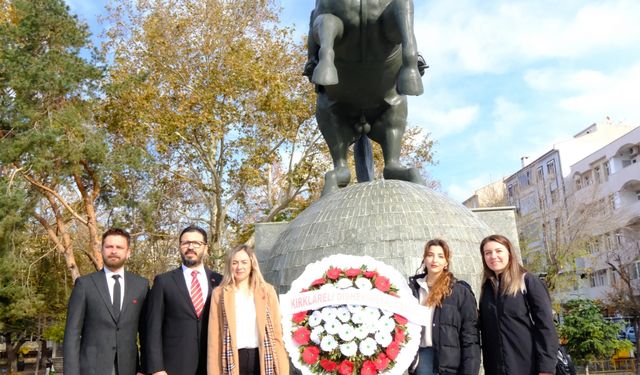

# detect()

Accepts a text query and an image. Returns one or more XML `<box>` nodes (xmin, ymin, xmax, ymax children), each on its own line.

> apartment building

<box><xmin>568</xmin><ymin>125</ymin><xmax>640</xmax><ymax>300</ymax></box>
<box><xmin>503</xmin><ymin>120</ymin><xmax>636</xmax><ymax>268</ymax></box>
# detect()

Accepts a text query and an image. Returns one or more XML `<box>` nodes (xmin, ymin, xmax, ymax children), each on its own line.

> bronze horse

<box><xmin>304</xmin><ymin>0</ymin><xmax>427</xmax><ymax>195</ymax></box>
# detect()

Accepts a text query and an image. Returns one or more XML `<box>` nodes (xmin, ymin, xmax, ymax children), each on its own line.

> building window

<box><xmin>575</xmin><ymin>177</ymin><xmax>582</xmax><ymax>190</ymax></box>
<box><xmin>627</xmin><ymin>261</ymin><xmax>640</xmax><ymax>280</ymax></box>
<box><xmin>604</xmin><ymin>161</ymin><xmax>611</xmax><ymax>180</ymax></box>
<box><xmin>594</xmin><ymin>166</ymin><xmax>601</xmax><ymax>184</ymax></box>
<box><xmin>537</xmin><ymin>166</ymin><xmax>544</xmax><ymax>183</ymax></box>
<box><xmin>507</xmin><ymin>184</ymin><xmax>514</xmax><ymax>199</ymax></box>
<box><xmin>583</xmin><ymin>174</ymin><xmax>592</xmax><ymax>186</ymax></box>
<box><xmin>590</xmin><ymin>269</ymin><xmax>608</xmax><ymax>287</ymax></box>
<box><xmin>636</xmin><ymin>191</ymin><xmax>640</xmax><ymax>201</ymax></box>
<box><xmin>547</xmin><ymin>160</ymin><xmax>556</xmax><ymax>176</ymax></box>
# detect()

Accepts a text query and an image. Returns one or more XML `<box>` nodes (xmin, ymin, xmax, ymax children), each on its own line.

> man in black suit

<box><xmin>145</xmin><ymin>225</ymin><xmax>223</xmax><ymax>375</ymax></box>
<box><xmin>63</xmin><ymin>228</ymin><xmax>149</xmax><ymax>375</ymax></box>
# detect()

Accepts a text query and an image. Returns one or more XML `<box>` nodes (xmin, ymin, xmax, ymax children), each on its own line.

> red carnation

<box><xmin>360</xmin><ymin>360</ymin><xmax>377</xmax><ymax>375</ymax></box>
<box><xmin>292</xmin><ymin>310</ymin><xmax>308</xmax><ymax>324</ymax></box>
<box><xmin>311</xmin><ymin>278</ymin><xmax>326</xmax><ymax>287</ymax></box>
<box><xmin>393</xmin><ymin>314</ymin><xmax>408</xmax><ymax>325</ymax></box>
<box><xmin>394</xmin><ymin>326</ymin><xmax>405</xmax><ymax>343</ymax></box>
<box><xmin>326</xmin><ymin>267</ymin><xmax>342</xmax><ymax>280</ymax></box>
<box><xmin>374</xmin><ymin>276</ymin><xmax>390</xmax><ymax>292</ymax></box>
<box><xmin>302</xmin><ymin>345</ymin><xmax>320</xmax><ymax>365</ymax></box>
<box><xmin>338</xmin><ymin>360</ymin><xmax>354</xmax><ymax>375</ymax></box>
<box><xmin>320</xmin><ymin>359</ymin><xmax>338</xmax><ymax>372</ymax></box>
<box><xmin>345</xmin><ymin>268</ymin><xmax>362</xmax><ymax>278</ymax></box>
<box><xmin>385</xmin><ymin>341</ymin><xmax>400</xmax><ymax>360</ymax></box>
<box><xmin>374</xmin><ymin>353</ymin><xmax>390</xmax><ymax>371</ymax></box>
<box><xmin>364</xmin><ymin>270</ymin><xmax>378</xmax><ymax>278</ymax></box>
<box><xmin>293</xmin><ymin>327</ymin><xmax>311</xmax><ymax>345</ymax></box>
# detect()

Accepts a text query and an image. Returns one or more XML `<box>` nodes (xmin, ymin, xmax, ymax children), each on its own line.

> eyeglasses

<box><xmin>180</xmin><ymin>241</ymin><xmax>206</xmax><ymax>249</ymax></box>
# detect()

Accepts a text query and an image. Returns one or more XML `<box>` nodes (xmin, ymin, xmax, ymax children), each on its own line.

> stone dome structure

<box><xmin>263</xmin><ymin>180</ymin><xmax>494</xmax><ymax>294</ymax></box>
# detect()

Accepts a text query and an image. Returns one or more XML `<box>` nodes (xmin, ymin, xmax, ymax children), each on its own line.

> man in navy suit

<box><xmin>145</xmin><ymin>225</ymin><xmax>223</xmax><ymax>375</ymax></box>
<box><xmin>63</xmin><ymin>228</ymin><xmax>149</xmax><ymax>375</ymax></box>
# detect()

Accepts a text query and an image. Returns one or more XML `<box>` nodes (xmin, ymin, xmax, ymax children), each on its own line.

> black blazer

<box><xmin>63</xmin><ymin>270</ymin><xmax>149</xmax><ymax>375</ymax></box>
<box><xmin>145</xmin><ymin>267</ymin><xmax>222</xmax><ymax>375</ymax></box>
<box><xmin>478</xmin><ymin>273</ymin><xmax>558</xmax><ymax>375</ymax></box>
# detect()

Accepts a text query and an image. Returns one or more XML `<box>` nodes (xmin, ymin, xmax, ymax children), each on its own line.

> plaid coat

<box><xmin>207</xmin><ymin>283</ymin><xmax>289</xmax><ymax>375</ymax></box>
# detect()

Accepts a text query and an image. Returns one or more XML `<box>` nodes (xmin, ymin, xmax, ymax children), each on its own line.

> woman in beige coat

<box><xmin>207</xmin><ymin>244</ymin><xmax>289</xmax><ymax>375</ymax></box>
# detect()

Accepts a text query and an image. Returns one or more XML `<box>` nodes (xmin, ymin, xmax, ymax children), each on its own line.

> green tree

<box><xmin>0</xmin><ymin>0</ymin><xmax>124</xmax><ymax>281</ymax></box>
<box><xmin>558</xmin><ymin>299</ymin><xmax>631</xmax><ymax>374</ymax></box>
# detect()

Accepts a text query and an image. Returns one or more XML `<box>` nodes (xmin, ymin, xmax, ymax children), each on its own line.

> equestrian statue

<box><xmin>304</xmin><ymin>0</ymin><xmax>428</xmax><ymax>195</ymax></box>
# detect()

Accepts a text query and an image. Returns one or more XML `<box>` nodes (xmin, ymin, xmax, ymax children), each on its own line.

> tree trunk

<box><xmin>585</xmin><ymin>363</ymin><xmax>590</xmax><ymax>375</ymax></box>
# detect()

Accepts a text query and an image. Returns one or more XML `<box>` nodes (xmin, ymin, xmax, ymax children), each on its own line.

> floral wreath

<box><xmin>281</xmin><ymin>255</ymin><xmax>422</xmax><ymax>375</ymax></box>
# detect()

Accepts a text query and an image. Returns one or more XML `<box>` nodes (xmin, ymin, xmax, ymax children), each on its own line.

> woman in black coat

<box><xmin>478</xmin><ymin>234</ymin><xmax>558</xmax><ymax>375</ymax></box>
<box><xmin>408</xmin><ymin>239</ymin><xmax>480</xmax><ymax>375</ymax></box>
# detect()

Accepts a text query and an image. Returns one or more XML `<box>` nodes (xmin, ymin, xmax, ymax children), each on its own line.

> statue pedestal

<box><xmin>261</xmin><ymin>180</ymin><xmax>508</xmax><ymax>294</ymax></box>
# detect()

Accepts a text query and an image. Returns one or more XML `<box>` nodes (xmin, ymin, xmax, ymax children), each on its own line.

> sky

<box><xmin>66</xmin><ymin>0</ymin><xmax>640</xmax><ymax>202</ymax></box>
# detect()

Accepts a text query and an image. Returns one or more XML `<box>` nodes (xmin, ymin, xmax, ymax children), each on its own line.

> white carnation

<box><xmin>310</xmin><ymin>325</ymin><xmax>325</xmax><ymax>344</ymax></box>
<box><xmin>338</xmin><ymin>323</ymin><xmax>356</xmax><ymax>341</ymax></box>
<box><xmin>359</xmin><ymin>337</ymin><xmax>378</xmax><ymax>356</ymax></box>
<box><xmin>321</xmin><ymin>307</ymin><xmax>338</xmax><ymax>322</ymax></box>
<box><xmin>374</xmin><ymin>330</ymin><xmax>393</xmax><ymax>347</ymax></box>
<box><xmin>336</xmin><ymin>278</ymin><xmax>353</xmax><ymax>289</ymax></box>
<box><xmin>309</xmin><ymin>311</ymin><xmax>323</xmax><ymax>327</ymax></box>
<box><xmin>320</xmin><ymin>334</ymin><xmax>338</xmax><ymax>352</ymax></box>
<box><xmin>337</xmin><ymin>307</ymin><xmax>351</xmax><ymax>323</ymax></box>
<box><xmin>324</xmin><ymin>318</ymin><xmax>341</xmax><ymax>335</ymax></box>
<box><xmin>376</xmin><ymin>316</ymin><xmax>395</xmax><ymax>333</ymax></box>
<box><xmin>339</xmin><ymin>341</ymin><xmax>358</xmax><ymax>357</ymax></box>
<box><xmin>355</xmin><ymin>277</ymin><xmax>373</xmax><ymax>290</ymax></box>
<box><xmin>354</xmin><ymin>325</ymin><xmax>370</xmax><ymax>340</ymax></box>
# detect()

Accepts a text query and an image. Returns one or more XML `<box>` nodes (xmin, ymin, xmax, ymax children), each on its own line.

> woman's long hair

<box><xmin>220</xmin><ymin>244</ymin><xmax>266</xmax><ymax>290</ymax></box>
<box><xmin>479</xmin><ymin>234</ymin><xmax>526</xmax><ymax>296</ymax></box>
<box><xmin>423</xmin><ymin>239</ymin><xmax>454</xmax><ymax>307</ymax></box>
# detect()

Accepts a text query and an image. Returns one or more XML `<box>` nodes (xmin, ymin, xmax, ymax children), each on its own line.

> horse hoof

<box><xmin>312</xmin><ymin>62</ymin><xmax>339</xmax><ymax>86</ymax></box>
<box><xmin>383</xmin><ymin>166</ymin><xmax>425</xmax><ymax>185</ymax></box>
<box><xmin>321</xmin><ymin>169</ymin><xmax>349</xmax><ymax>196</ymax></box>
<box><xmin>397</xmin><ymin>67</ymin><xmax>424</xmax><ymax>96</ymax></box>
<box><xmin>334</xmin><ymin>167</ymin><xmax>351</xmax><ymax>187</ymax></box>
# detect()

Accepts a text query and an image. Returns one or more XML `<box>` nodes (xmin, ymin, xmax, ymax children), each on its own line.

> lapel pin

<box><xmin>132</xmin><ymin>298</ymin><xmax>138</xmax><ymax>304</ymax></box>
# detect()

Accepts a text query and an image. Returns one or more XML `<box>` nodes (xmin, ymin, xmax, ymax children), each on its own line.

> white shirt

<box><xmin>416</xmin><ymin>277</ymin><xmax>435</xmax><ymax>347</ymax></box>
<box><xmin>104</xmin><ymin>268</ymin><xmax>125</xmax><ymax>308</ymax></box>
<box><xmin>234</xmin><ymin>291</ymin><xmax>259</xmax><ymax>349</ymax></box>
<box><xmin>182</xmin><ymin>264</ymin><xmax>209</xmax><ymax>298</ymax></box>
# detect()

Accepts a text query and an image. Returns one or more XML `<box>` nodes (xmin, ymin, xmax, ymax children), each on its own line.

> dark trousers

<box><xmin>239</xmin><ymin>348</ymin><xmax>260</xmax><ymax>375</ymax></box>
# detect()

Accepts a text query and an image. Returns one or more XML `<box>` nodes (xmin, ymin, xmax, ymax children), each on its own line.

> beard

<box><xmin>103</xmin><ymin>255</ymin><xmax>126</xmax><ymax>270</ymax></box>
<box><xmin>181</xmin><ymin>251</ymin><xmax>204</xmax><ymax>267</ymax></box>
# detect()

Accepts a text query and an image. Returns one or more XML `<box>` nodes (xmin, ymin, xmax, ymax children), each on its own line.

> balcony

<box><xmin>609</xmin><ymin>158</ymin><xmax>640</xmax><ymax>192</ymax></box>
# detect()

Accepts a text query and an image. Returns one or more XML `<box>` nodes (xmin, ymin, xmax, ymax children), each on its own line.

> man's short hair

<box><xmin>102</xmin><ymin>228</ymin><xmax>131</xmax><ymax>247</ymax></box>
<box><xmin>180</xmin><ymin>225</ymin><xmax>208</xmax><ymax>244</ymax></box>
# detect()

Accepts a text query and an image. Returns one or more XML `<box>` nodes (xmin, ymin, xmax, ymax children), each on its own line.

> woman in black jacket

<box><xmin>478</xmin><ymin>234</ymin><xmax>558</xmax><ymax>375</ymax></box>
<box><xmin>409</xmin><ymin>239</ymin><xmax>480</xmax><ymax>375</ymax></box>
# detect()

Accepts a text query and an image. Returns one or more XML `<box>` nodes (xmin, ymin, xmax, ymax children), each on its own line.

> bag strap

<box><xmin>521</xmin><ymin>273</ymin><xmax>535</xmax><ymax>326</ymax></box>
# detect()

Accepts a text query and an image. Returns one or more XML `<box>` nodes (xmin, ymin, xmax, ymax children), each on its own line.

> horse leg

<box><xmin>367</xmin><ymin>98</ymin><xmax>425</xmax><ymax>185</ymax></box>
<box><xmin>385</xmin><ymin>0</ymin><xmax>423</xmax><ymax>96</ymax></box>
<box><xmin>316</xmin><ymin>95</ymin><xmax>357</xmax><ymax>195</ymax></box>
<box><xmin>311</xmin><ymin>13</ymin><xmax>344</xmax><ymax>86</ymax></box>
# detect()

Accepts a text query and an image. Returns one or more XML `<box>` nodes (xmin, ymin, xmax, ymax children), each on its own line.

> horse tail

<box><xmin>354</xmin><ymin>135</ymin><xmax>374</xmax><ymax>182</ymax></box>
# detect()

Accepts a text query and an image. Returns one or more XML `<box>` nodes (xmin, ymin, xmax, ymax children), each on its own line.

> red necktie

<box><xmin>190</xmin><ymin>270</ymin><xmax>204</xmax><ymax>317</ymax></box>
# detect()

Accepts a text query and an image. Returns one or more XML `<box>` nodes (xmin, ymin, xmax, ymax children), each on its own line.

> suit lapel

<box><xmin>91</xmin><ymin>270</ymin><xmax>117</xmax><ymax>322</ymax></box>
<box><xmin>119</xmin><ymin>271</ymin><xmax>135</xmax><ymax>318</ymax></box>
<box><xmin>171</xmin><ymin>267</ymin><xmax>197</xmax><ymax>316</ymax></box>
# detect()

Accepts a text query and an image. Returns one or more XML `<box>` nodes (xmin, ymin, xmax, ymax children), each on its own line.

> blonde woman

<box><xmin>478</xmin><ymin>234</ymin><xmax>558</xmax><ymax>375</ymax></box>
<box><xmin>207</xmin><ymin>245</ymin><xmax>289</xmax><ymax>375</ymax></box>
<box><xmin>408</xmin><ymin>239</ymin><xmax>480</xmax><ymax>375</ymax></box>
